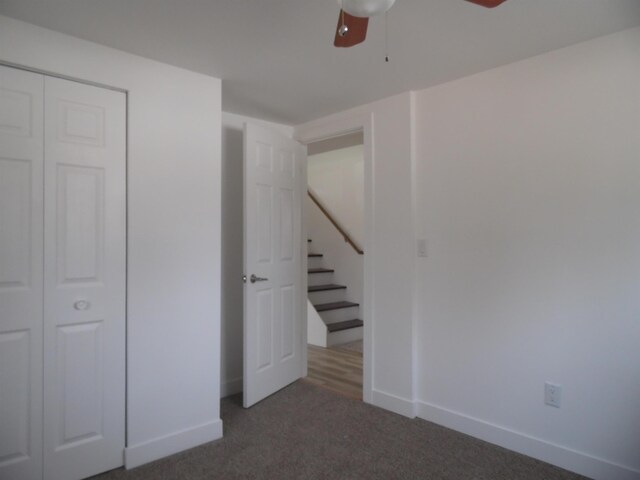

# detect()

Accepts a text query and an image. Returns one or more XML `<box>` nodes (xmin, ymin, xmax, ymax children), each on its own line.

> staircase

<box><xmin>307</xmin><ymin>241</ymin><xmax>363</xmax><ymax>347</ymax></box>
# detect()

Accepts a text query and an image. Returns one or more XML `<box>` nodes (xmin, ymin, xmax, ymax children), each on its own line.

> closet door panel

<box><xmin>43</xmin><ymin>76</ymin><xmax>126</xmax><ymax>480</ymax></box>
<box><xmin>0</xmin><ymin>65</ymin><xmax>44</xmax><ymax>480</ymax></box>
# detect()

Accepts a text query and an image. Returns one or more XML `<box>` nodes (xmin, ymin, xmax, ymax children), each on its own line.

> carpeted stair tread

<box><xmin>327</xmin><ymin>319</ymin><xmax>363</xmax><ymax>333</ymax></box>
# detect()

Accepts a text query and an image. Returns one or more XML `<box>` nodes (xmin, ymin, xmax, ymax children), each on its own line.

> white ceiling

<box><xmin>1</xmin><ymin>0</ymin><xmax>639</xmax><ymax>125</ymax></box>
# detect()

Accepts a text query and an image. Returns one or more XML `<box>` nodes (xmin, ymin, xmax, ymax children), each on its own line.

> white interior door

<box><xmin>43</xmin><ymin>76</ymin><xmax>126</xmax><ymax>480</ymax></box>
<box><xmin>0</xmin><ymin>65</ymin><xmax>44</xmax><ymax>480</ymax></box>
<box><xmin>243</xmin><ymin>123</ymin><xmax>306</xmax><ymax>408</ymax></box>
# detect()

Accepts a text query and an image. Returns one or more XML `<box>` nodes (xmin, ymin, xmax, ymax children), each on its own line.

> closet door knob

<box><xmin>73</xmin><ymin>300</ymin><xmax>91</xmax><ymax>311</ymax></box>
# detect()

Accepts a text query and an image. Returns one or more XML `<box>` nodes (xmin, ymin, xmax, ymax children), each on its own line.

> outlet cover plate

<box><xmin>545</xmin><ymin>382</ymin><xmax>562</xmax><ymax>408</ymax></box>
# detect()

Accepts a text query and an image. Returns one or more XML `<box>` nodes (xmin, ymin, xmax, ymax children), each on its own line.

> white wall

<box><xmin>220</xmin><ymin>112</ymin><xmax>293</xmax><ymax>397</ymax></box>
<box><xmin>308</xmin><ymin>144</ymin><xmax>364</xmax><ymax>248</ymax></box>
<box><xmin>0</xmin><ymin>15</ymin><xmax>222</xmax><ymax>468</ymax></box>
<box><xmin>414</xmin><ymin>27</ymin><xmax>640</xmax><ymax>480</ymax></box>
<box><xmin>296</xmin><ymin>93</ymin><xmax>417</xmax><ymax>417</ymax></box>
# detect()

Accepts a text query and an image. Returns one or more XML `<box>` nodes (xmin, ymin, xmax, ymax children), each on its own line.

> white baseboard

<box><xmin>416</xmin><ymin>401</ymin><xmax>640</xmax><ymax>480</ymax></box>
<box><xmin>371</xmin><ymin>389</ymin><xmax>416</xmax><ymax>418</ymax></box>
<box><xmin>221</xmin><ymin>376</ymin><xmax>243</xmax><ymax>398</ymax></box>
<box><xmin>125</xmin><ymin>419</ymin><xmax>223</xmax><ymax>469</ymax></box>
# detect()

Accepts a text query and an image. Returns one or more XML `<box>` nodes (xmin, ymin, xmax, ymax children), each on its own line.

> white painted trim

<box><xmin>0</xmin><ymin>59</ymin><xmax>128</xmax><ymax>93</ymax></box>
<box><xmin>221</xmin><ymin>377</ymin><xmax>243</xmax><ymax>398</ymax></box>
<box><xmin>307</xmin><ymin>300</ymin><xmax>327</xmax><ymax>348</ymax></box>
<box><xmin>416</xmin><ymin>401</ymin><xmax>640</xmax><ymax>480</ymax></box>
<box><xmin>300</xmin><ymin>142</ymin><xmax>309</xmax><ymax>379</ymax></box>
<box><xmin>409</xmin><ymin>91</ymin><xmax>420</xmax><ymax>424</ymax></box>
<box><xmin>124</xmin><ymin>419</ymin><xmax>223</xmax><ymax>469</ymax></box>
<box><xmin>371</xmin><ymin>389</ymin><xmax>416</xmax><ymax>419</ymax></box>
<box><xmin>296</xmin><ymin>119</ymin><xmax>366</xmax><ymax>145</ymax></box>
<box><xmin>295</xmin><ymin>113</ymin><xmax>374</xmax><ymax>405</ymax></box>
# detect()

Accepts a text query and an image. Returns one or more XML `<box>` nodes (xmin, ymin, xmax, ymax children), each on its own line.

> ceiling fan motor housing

<box><xmin>337</xmin><ymin>0</ymin><xmax>396</xmax><ymax>18</ymax></box>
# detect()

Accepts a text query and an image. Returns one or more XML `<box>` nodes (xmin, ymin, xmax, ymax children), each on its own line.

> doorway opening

<box><xmin>233</xmin><ymin>114</ymin><xmax>373</xmax><ymax>409</ymax></box>
<box><xmin>303</xmin><ymin>131</ymin><xmax>365</xmax><ymax>400</ymax></box>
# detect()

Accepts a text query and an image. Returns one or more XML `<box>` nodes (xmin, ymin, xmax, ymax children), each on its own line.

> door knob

<box><xmin>250</xmin><ymin>274</ymin><xmax>268</xmax><ymax>283</ymax></box>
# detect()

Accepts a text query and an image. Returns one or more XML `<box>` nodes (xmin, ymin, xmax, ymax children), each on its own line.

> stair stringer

<box><xmin>307</xmin><ymin>299</ymin><xmax>327</xmax><ymax>347</ymax></box>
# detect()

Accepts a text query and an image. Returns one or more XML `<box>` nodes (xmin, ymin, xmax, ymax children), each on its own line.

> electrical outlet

<box><xmin>545</xmin><ymin>382</ymin><xmax>562</xmax><ymax>408</ymax></box>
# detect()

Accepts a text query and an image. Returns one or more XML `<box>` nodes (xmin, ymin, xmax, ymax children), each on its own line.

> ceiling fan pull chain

<box><xmin>385</xmin><ymin>11</ymin><xmax>389</xmax><ymax>62</ymax></box>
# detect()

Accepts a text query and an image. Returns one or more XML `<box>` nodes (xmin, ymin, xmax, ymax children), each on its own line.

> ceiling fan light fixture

<box><xmin>336</xmin><ymin>0</ymin><xmax>396</xmax><ymax>18</ymax></box>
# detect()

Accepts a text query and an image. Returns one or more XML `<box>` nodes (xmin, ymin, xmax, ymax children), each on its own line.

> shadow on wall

<box><xmin>221</xmin><ymin>125</ymin><xmax>244</xmax><ymax>398</ymax></box>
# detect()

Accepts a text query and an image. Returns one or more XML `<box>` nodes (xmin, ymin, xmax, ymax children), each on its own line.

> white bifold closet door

<box><xmin>43</xmin><ymin>75</ymin><xmax>126</xmax><ymax>480</ymax></box>
<box><xmin>0</xmin><ymin>65</ymin><xmax>126</xmax><ymax>480</ymax></box>
<box><xmin>0</xmin><ymin>63</ymin><xmax>45</xmax><ymax>480</ymax></box>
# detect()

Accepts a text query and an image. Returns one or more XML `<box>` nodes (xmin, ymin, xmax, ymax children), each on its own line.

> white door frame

<box><xmin>295</xmin><ymin>113</ymin><xmax>374</xmax><ymax>404</ymax></box>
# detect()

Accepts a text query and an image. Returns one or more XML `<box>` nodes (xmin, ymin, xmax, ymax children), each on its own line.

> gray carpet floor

<box><xmin>93</xmin><ymin>381</ymin><xmax>587</xmax><ymax>480</ymax></box>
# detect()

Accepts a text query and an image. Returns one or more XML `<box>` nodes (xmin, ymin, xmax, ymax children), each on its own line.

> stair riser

<box><xmin>309</xmin><ymin>289</ymin><xmax>346</xmax><ymax>305</ymax></box>
<box><xmin>327</xmin><ymin>326</ymin><xmax>363</xmax><ymax>347</ymax></box>
<box><xmin>307</xmin><ymin>256</ymin><xmax>324</xmax><ymax>270</ymax></box>
<box><xmin>307</xmin><ymin>272</ymin><xmax>334</xmax><ymax>287</ymax></box>
<box><xmin>318</xmin><ymin>306</ymin><xmax>360</xmax><ymax>324</ymax></box>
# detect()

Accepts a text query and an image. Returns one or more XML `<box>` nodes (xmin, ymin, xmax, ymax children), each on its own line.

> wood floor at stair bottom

<box><xmin>304</xmin><ymin>345</ymin><xmax>362</xmax><ymax>400</ymax></box>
